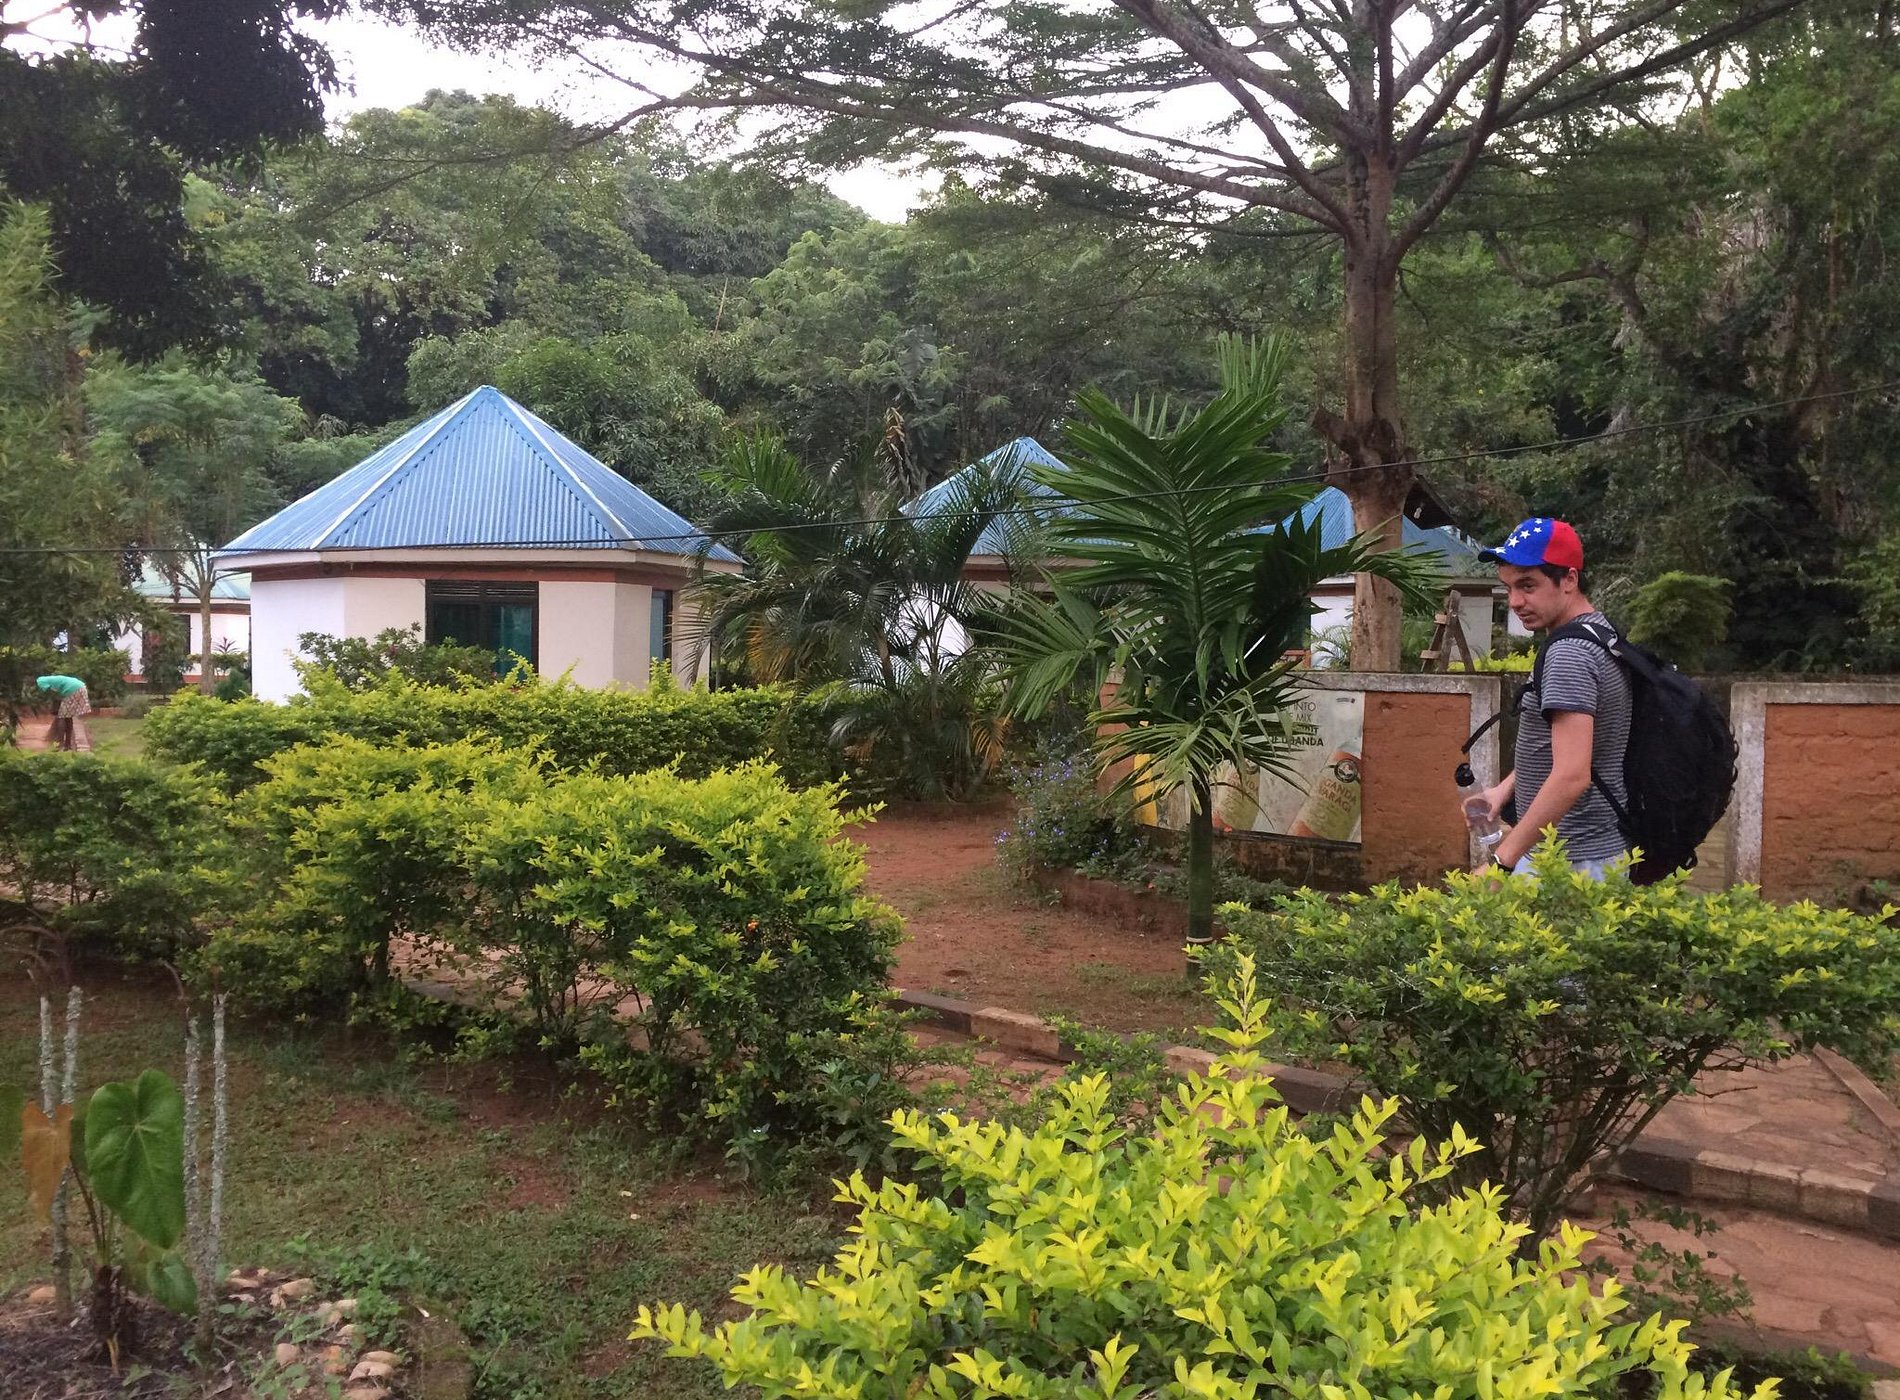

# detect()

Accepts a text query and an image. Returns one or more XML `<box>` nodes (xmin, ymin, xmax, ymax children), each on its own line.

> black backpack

<box><xmin>1526</xmin><ymin>618</ymin><xmax>1738</xmax><ymax>884</ymax></box>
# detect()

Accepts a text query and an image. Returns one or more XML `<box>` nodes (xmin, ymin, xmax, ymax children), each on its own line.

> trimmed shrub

<box><xmin>144</xmin><ymin>696</ymin><xmax>328</xmax><ymax>791</ymax></box>
<box><xmin>209</xmin><ymin>737</ymin><xmax>544</xmax><ymax>1002</ymax></box>
<box><xmin>212</xmin><ymin>741</ymin><xmax>901</xmax><ymax>1158</ymax></box>
<box><xmin>487</xmin><ymin>763</ymin><xmax>902</xmax><ymax>1134</ymax></box>
<box><xmin>147</xmin><ymin>674</ymin><xmax>845</xmax><ymax>793</ymax></box>
<box><xmin>634</xmin><ymin>955</ymin><xmax>1775</xmax><ymax>1400</ymax></box>
<box><xmin>1211</xmin><ymin>845</ymin><xmax>1900</xmax><ymax>1246</ymax></box>
<box><xmin>0</xmin><ymin>750</ymin><xmax>222</xmax><ymax>959</ymax></box>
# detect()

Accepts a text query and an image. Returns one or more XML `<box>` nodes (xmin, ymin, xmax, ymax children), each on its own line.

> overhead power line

<box><xmin>4</xmin><ymin>375</ymin><xmax>1897</xmax><ymax>558</ymax></box>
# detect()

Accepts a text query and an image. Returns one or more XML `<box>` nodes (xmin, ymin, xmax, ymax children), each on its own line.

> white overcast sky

<box><xmin>318</xmin><ymin>14</ymin><xmax>936</xmax><ymax>222</ymax></box>
<box><xmin>5</xmin><ymin>8</ymin><xmax>932</xmax><ymax>220</ymax></box>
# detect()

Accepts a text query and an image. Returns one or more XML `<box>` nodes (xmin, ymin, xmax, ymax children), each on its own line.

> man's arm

<box><xmin>1494</xmin><ymin>711</ymin><xmax>1594</xmax><ymax>867</ymax></box>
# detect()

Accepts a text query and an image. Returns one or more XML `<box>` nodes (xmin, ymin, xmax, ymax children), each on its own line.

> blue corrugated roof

<box><xmin>1285</xmin><ymin>488</ymin><xmax>1484</xmax><ymax>574</ymax></box>
<box><xmin>135</xmin><ymin>562</ymin><xmax>250</xmax><ymax>601</ymax></box>
<box><xmin>917</xmin><ymin>437</ymin><xmax>1482</xmax><ymax>574</ymax></box>
<box><xmin>908</xmin><ymin>438</ymin><xmax>1071</xmax><ymax>556</ymax></box>
<box><xmin>220</xmin><ymin>386</ymin><xmax>740</xmax><ymax>563</ymax></box>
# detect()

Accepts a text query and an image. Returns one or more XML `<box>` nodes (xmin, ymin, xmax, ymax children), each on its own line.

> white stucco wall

<box><xmin>1459</xmin><ymin>591</ymin><xmax>1498</xmax><ymax>657</ymax></box>
<box><xmin>343</xmin><ymin>577</ymin><xmax>426</xmax><ymax>641</ymax></box>
<box><xmin>113</xmin><ymin>609</ymin><xmax>251</xmax><ymax>679</ymax></box>
<box><xmin>253</xmin><ymin>576</ymin><xmax>423</xmax><ymax>702</ymax></box>
<box><xmin>1306</xmin><ymin>593</ymin><xmax>1355</xmax><ymax>666</ymax></box>
<box><xmin>252</xmin><ymin>578</ymin><xmax>346</xmax><ymax>702</ymax></box>
<box><xmin>249</xmin><ymin>566</ymin><xmax>711</xmax><ymax>699</ymax></box>
<box><xmin>608</xmin><ymin>582</ymin><xmax>654</xmax><ymax>689</ymax></box>
<box><xmin>540</xmin><ymin>580</ymin><xmax>622</xmax><ymax>688</ymax></box>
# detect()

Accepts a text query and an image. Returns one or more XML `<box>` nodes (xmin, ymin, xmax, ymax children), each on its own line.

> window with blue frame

<box><xmin>425</xmin><ymin>581</ymin><xmax>538</xmax><ymax>675</ymax></box>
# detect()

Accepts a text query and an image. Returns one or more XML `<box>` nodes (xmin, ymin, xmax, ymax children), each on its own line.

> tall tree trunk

<box><xmin>196</xmin><ymin>566</ymin><xmax>216</xmax><ymax>696</ymax></box>
<box><xmin>1316</xmin><ymin>169</ymin><xmax>1415</xmax><ymax>673</ymax></box>
<box><xmin>1185</xmin><ymin>775</ymin><xmax>1216</xmax><ymax>948</ymax></box>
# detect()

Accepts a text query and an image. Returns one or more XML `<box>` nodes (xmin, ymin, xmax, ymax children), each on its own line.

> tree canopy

<box><xmin>375</xmin><ymin>0</ymin><xmax>1834</xmax><ymax>666</ymax></box>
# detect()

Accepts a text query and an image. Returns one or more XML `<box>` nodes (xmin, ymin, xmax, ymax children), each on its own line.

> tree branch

<box><xmin>1114</xmin><ymin>0</ymin><xmax>1368</xmax><ymax>144</ymax></box>
<box><xmin>1393</xmin><ymin>0</ymin><xmax>1519</xmax><ymax>258</ymax></box>
<box><xmin>1120</xmin><ymin>0</ymin><xmax>1355</xmax><ymax>232</ymax></box>
<box><xmin>1420</xmin><ymin>0</ymin><xmax>1805</xmax><ymax>161</ymax></box>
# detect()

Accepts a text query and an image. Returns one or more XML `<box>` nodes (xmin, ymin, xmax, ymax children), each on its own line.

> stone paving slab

<box><xmin>1582</xmin><ymin>1189</ymin><xmax>1900</xmax><ymax>1369</ymax></box>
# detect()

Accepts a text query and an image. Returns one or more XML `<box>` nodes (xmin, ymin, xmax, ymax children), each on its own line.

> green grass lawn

<box><xmin>86</xmin><ymin>714</ymin><xmax>146</xmax><ymax>759</ymax></box>
<box><xmin>1</xmin><ymin>960</ymin><xmax>840</xmax><ymax>1399</ymax></box>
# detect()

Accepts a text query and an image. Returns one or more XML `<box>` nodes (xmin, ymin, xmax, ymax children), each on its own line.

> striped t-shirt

<box><xmin>1514</xmin><ymin>614</ymin><xmax>1632</xmax><ymax>862</ymax></box>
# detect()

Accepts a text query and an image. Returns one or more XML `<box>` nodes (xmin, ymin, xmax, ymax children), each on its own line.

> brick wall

<box><xmin>1731</xmin><ymin>683</ymin><xmax>1900</xmax><ymax>901</ymax></box>
<box><xmin>1362</xmin><ymin>689</ymin><xmax>1480</xmax><ymax>884</ymax></box>
<box><xmin>1219</xmin><ymin>687</ymin><xmax>1479</xmax><ymax>889</ymax></box>
<box><xmin>1758</xmin><ymin>702</ymin><xmax>1900</xmax><ymax>900</ymax></box>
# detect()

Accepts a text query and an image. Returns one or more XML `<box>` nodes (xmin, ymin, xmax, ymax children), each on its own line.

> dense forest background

<box><xmin>7</xmin><ymin>10</ymin><xmax>1900</xmax><ymax>671</ymax></box>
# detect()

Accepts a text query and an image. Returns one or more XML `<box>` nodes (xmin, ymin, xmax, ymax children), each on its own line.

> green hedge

<box><xmin>0</xmin><ymin>750</ymin><xmax>222</xmax><ymax>959</ymax></box>
<box><xmin>212</xmin><ymin>738</ymin><xmax>900</xmax><ymax>1160</ymax></box>
<box><xmin>145</xmin><ymin>674</ymin><xmax>844</xmax><ymax>793</ymax></box>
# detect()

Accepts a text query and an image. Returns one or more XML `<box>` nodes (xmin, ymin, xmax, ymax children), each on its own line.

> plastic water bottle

<box><xmin>1455</xmin><ymin>762</ymin><xmax>1504</xmax><ymax>867</ymax></box>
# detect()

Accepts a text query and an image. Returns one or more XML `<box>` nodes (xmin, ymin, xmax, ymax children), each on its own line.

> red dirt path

<box><xmin>859</xmin><ymin>802</ymin><xmax>1199</xmax><ymax>1035</ymax></box>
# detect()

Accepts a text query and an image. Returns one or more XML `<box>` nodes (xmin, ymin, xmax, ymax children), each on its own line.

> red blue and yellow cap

<box><xmin>1479</xmin><ymin>517</ymin><xmax>1584</xmax><ymax>571</ymax></box>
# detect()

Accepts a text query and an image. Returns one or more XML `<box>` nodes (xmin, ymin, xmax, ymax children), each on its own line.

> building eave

<box><xmin>223</xmin><ymin>546</ymin><xmax>741</xmax><ymax>578</ymax></box>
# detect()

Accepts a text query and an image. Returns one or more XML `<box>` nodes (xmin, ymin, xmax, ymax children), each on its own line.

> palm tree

<box><xmin>990</xmin><ymin>337</ymin><xmax>1440</xmax><ymax>944</ymax></box>
<box><xmin>690</xmin><ymin>432</ymin><xmax>1040</xmax><ymax>799</ymax></box>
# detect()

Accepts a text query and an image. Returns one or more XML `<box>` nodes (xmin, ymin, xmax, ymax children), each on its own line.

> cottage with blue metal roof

<box><xmin>916</xmin><ymin>437</ymin><xmax>1504</xmax><ymax>659</ymax></box>
<box><xmin>109</xmin><ymin>561</ymin><xmax>253</xmax><ymax>688</ymax></box>
<box><xmin>222</xmin><ymin>385</ymin><xmax>741</xmax><ymax>702</ymax></box>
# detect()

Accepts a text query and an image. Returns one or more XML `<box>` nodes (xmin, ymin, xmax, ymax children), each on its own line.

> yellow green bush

<box><xmin>633</xmin><ymin>955</ymin><xmax>1778</xmax><ymax>1400</ymax></box>
<box><xmin>0</xmin><ymin>750</ymin><xmax>223</xmax><ymax>959</ymax></box>
<box><xmin>1212</xmin><ymin>847</ymin><xmax>1900</xmax><ymax>1244</ymax></box>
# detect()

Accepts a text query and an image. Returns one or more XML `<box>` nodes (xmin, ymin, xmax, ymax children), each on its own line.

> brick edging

<box><xmin>1813</xmin><ymin>1046</ymin><xmax>1900</xmax><ymax>1144</ymax></box>
<box><xmin>1610</xmin><ymin>1135</ymin><xmax>1900</xmax><ymax>1240</ymax></box>
<box><xmin>893</xmin><ymin>988</ymin><xmax>1900</xmax><ymax>1243</ymax></box>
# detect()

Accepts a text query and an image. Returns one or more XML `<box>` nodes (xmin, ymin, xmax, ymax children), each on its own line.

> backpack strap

<box><xmin>1534</xmin><ymin>617</ymin><xmax>1633</xmax><ymax>839</ymax></box>
<box><xmin>1458</xmin><ymin>692</ymin><xmax>1518</xmax><ymax>756</ymax></box>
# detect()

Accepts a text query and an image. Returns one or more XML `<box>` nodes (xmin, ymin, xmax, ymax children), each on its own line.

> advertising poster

<box><xmin>1145</xmin><ymin>689</ymin><xmax>1366</xmax><ymax>844</ymax></box>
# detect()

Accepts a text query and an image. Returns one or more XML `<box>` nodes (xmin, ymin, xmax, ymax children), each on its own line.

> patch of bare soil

<box><xmin>857</xmin><ymin>804</ymin><xmax>1202</xmax><ymax>1035</ymax></box>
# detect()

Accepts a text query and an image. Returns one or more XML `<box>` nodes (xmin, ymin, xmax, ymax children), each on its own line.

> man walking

<box><xmin>36</xmin><ymin>673</ymin><xmax>92</xmax><ymax>752</ymax></box>
<box><xmin>1470</xmin><ymin>518</ymin><xmax>1632</xmax><ymax>877</ymax></box>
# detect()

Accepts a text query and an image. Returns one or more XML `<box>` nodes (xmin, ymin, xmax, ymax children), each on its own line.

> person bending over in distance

<box><xmin>36</xmin><ymin>673</ymin><xmax>92</xmax><ymax>752</ymax></box>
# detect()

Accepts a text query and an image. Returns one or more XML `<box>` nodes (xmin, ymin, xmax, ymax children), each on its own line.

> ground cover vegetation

<box><xmin>8</xmin><ymin>734</ymin><xmax>1900</xmax><ymax>1400</ymax></box>
<box><xmin>0</xmin><ymin>966</ymin><xmax>853</xmax><ymax>1400</ymax></box>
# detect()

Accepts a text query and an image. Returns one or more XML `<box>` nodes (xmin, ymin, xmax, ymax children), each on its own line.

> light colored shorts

<box><xmin>1512</xmin><ymin>855</ymin><xmax>1621</xmax><ymax>881</ymax></box>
